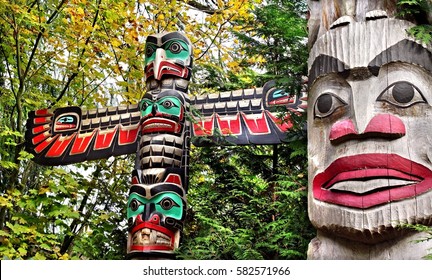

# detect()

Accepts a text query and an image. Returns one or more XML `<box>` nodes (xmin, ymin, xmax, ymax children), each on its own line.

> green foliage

<box><xmin>178</xmin><ymin>133</ymin><xmax>314</xmax><ymax>259</ymax></box>
<box><xmin>397</xmin><ymin>0</ymin><xmax>432</xmax><ymax>44</ymax></box>
<box><xmin>407</xmin><ymin>24</ymin><xmax>432</xmax><ymax>44</ymax></box>
<box><xmin>399</xmin><ymin>224</ymin><xmax>432</xmax><ymax>259</ymax></box>
<box><xmin>232</xmin><ymin>0</ymin><xmax>308</xmax><ymax>89</ymax></box>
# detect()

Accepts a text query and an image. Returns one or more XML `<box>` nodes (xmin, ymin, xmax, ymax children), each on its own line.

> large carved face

<box><xmin>307</xmin><ymin>18</ymin><xmax>432</xmax><ymax>242</ymax></box>
<box><xmin>126</xmin><ymin>179</ymin><xmax>186</xmax><ymax>256</ymax></box>
<box><xmin>139</xmin><ymin>90</ymin><xmax>188</xmax><ymax>135</ymax></box>
<box><xmin>144</xmin><ymin>32</ymin><xmax>193</xmax><ymax>82</ymax></box>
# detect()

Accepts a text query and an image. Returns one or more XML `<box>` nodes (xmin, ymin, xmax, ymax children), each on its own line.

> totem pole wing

<box><xmin>25</xmin><ymin>104</ymin><xmax>141</xmax><ymax>165</ymax></box>
<box><xmin>191</xmin><ymin>80</ymin><xmax>307</xmax><ymax>146</ymax></box>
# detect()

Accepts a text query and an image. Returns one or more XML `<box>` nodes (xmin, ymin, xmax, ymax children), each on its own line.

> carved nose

<box><xmin>149</xmin><ymin>214</ymin><xmax>160</xmax><ymax>225</ymax></box>
<box><xmin>152</xmin><ymin>104</ymin><xmax>158</xmax><ymax>116</ymax></box>
<box><xmin>153</xmin><ymin>48</ymin><xmax>166</xmax><ymax>81</ymax></box>
<box><xmin>330</xmin><ymin>114</ymin><xmax>406</xmax><ymax>144</ymax></box>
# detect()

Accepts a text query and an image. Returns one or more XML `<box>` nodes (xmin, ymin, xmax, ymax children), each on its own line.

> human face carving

<box><xmin>139</xmin><ymin>90</ymin><xmax>187</xmax><ymax>135</ymax></box>
<box><xmin>307</xmin><ymin>18</ymin><xmax>432</xmax><ymax>241</ymax></box>
<box><xmin>126</xmin><ymin>183</ymin><xmax>186</xmax><ymax>255</ymax></box>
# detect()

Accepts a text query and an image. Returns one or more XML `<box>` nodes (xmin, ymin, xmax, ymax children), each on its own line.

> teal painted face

<box><xmin>126</xmin><ymin>180</ymin><xmax>187</xmax><ymax>256</ymax></box>
<box><xmin>144</xmin><ymin>32</ymin><xmax>193</xmax><ymax>81</ymax></box>
<box><xmin>139</xmin><ymin>90</ymin><xmax>187</xmax><ymax>135</ymax></box>
<box><xmin>145</xmin><ymin>39</ymin><xmax>190</xmax><ymax>66</ymax></box>
<box><xmin>140</xmin><ymin>96</ymin><xmax>183</xmax><ymax>119</ymax></box>
<box><xmin>127</xmin><ymin>192</ymin><xmax>184</xmax><ymax>222</ymax></box>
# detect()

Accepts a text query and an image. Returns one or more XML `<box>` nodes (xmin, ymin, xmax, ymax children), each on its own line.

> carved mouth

<box><xmin>313</xmin><ymin>154</ymin><xmax>432</xmax><ymax>208</ymax></box>
<box><xmin>145</xmin><ymin>62</ymin><xmax>189</xmax><ymax>80</ymax></box>
<box><xmin>129</xmin><ymin>222</ymin><xmax>175</xmax><ymax>252</ymax></box>
<box><xmin>141</xmin><ymin>118</ymin><xmax>181</xmax><ymax>134</ymax></box>
<box><xmin>132</xmin><ymin>227</ymin><xmax>171</xmax><ymax>246</ymax></box>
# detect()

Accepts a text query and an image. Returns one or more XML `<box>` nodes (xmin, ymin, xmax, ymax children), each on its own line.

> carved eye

<box><xmin>146</xmin><ymin>46</ymin><xmax>155</xmax><ymax>57</ymax></box>
<box><xmin>162</xmin><ymin>100</ymin><xmax>175</xmax><ymax>109</ymax></box>
<box><xmin>140</xmin><ymin>100</ymin><xmax>151</xmax><ymax>111</ymax></box>
<box><xmin>158</xmin><ymin>197</ymin><xmax>179</xmax><ymax>210</ymax></box>
<box><xmin>130</xmin><ymin>199</ymin><xmax>140</xmax><ymax>212</ymax></box>
<box><xmin>314</xmin><ymin>93</ymin><xmax>347</xmax><ymax>118</ymax></box>
<box><xmin>377</xmin><ymin>81</ymin><xmax>426</xmax><ymax>108</ymax></box>
<box><xmin>168</xmin><ymin>42</ymin><xmax>183</xmax><ymax>54</ymax></box>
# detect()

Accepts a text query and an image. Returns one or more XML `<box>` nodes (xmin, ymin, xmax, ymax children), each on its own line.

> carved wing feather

<box><xmin>25</xmin><ymin>104</ymin><xmax>141</xmax><ymax>165</ymax></box>
<box><xmin>191</xmin><ymin>80</ymin><xmax>308</xmax><ymax>145</ymax></box>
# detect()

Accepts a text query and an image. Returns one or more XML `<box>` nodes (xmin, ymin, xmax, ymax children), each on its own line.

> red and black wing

<box><xmin>25</xmin><ymin>105</ymin><xmax>141</xmax><ymax>166</ymax></box>
<box><xmin>191</xmin><ymin>80</ymin><xmax>308</xmax><ymax>145</ymax></box>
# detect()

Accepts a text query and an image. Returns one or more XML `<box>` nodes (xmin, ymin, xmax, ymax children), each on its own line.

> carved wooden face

<box><xmin>126</xmin><ymin>182</ymin><xmax>186</xmax><ymax>256</ymax></box>
<box><xmin>139</xmin><ymin>90</ymin><xmax>187</xmax><ymax>136</ymax></box>
<box><xmin>144</xmin><ymin>32</ymin><xmax>193</xmax><ymax>82</ymax></box>
<box><xmin>307</xmin><ymin>18</ymin><xmax>432</xmax><ymax>241</ymax></box>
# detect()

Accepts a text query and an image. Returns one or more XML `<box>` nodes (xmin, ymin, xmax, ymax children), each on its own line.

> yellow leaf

<box><xmin>111</xmin><ymin>38</ymin><xmax>122</xmax><ymax>47</ymax></box>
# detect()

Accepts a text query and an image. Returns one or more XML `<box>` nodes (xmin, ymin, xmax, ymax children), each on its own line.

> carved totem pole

<box><xmin>307</xmin><ymin>0</ymin><xmax>432</xmax><ymax>259</ymax></box>
<box><xmin>24</xmin><ymin>29</ymin><xmax>306</xmax><ymax>258</ymax></box>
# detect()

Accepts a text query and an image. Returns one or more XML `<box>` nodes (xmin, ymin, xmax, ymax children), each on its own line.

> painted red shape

<box><xmin>32</xmin><ymin>132</ymin><xmax>49</xmax><ymax>145</ymax></box>
<box><xmin>266</xmin><ymin>111</ymin><xmax>293</xmax><ymax>132</ymax></box>
<box><xmin>242</xmin><ymin>112</ymin><xmax>270</xmax><ymax>134</ymax></box>
<box><xmin>34</xmin><ymin>109</ymin><xmax>52</xmax><ymax>116</ymax></box>
<box><xmin>45</xmin><ymin>134</ymin><xmax>76</xmax><ymax>158</ymax></box>
<box><xmin>34</xmin><ymin>135</ymin><xmax>59</xmax><ymax>154</ymax></box>
<box><xmin>34</xmin><ymin>117</ymin><xmax>51</xmax><ymax>125</ymax></box>
<box><xmin>131</xmin><ymin>176</ymin><xmax>139</xmax><ymax>185</ymax></box>
<box><xmin>70</xmin><ymin>132</ymin><xmax>96</xmax><ymax>155</ymax></box>
<box><xmin>329</xmin><ymin>119</ymin><xmax>358</xmax><ymax>141</ymax></box>
<box><xmin>165</xmin><ymin>174</ymin><xmax>182</xmax><ymax>186</ymax></box>
<box><xmin>193</xmin><ymin>116</ymin><xmax>214</xmax><ymax>136</ymax></box>
<box><xmin>364</xmin><ymin>113</ymin><xmax>406</xmax><ymax>135</ymax></box>
<box><xmin>313</xmin><ymin>154</ymin><xmax>432</xmax><ymax>209</ymax></box>
<box><xmin>94</xmin><ymin>127</ymin><xmax>117</xmax><ymax>150</ymax></box>
<box><xmin>119</xmin><ymin>125</ymin><xmax>139</xmax><ymax>145</ymax></box>
<box><xmin>32</xmin><ymin>125</ymin><xmax>49</xmax><ymax>135</ymax></box>
<box><xmin>216</xmin><ymin>114</ymin><xmax>241</xmax><ymax>135</ymax></box>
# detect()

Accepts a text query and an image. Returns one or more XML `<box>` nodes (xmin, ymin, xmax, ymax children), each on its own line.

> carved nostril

<box><xmin>149</xmin><ymin>214</ymin><xmax>160</xmax><ymax>225</ymax></box>
<box><xmin>329</xmin><ymin>119</ymin><xmax>358</xmax><ymax>143</ymax></box>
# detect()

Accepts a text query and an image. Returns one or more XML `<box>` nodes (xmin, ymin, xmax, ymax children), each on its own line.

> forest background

<box><xmin>0</xmin><ymin>0</ymin><xmax>324</xmax><ymax>260</ymax></box>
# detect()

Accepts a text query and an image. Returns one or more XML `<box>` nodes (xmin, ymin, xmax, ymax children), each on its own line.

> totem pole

<box><xmin>24</xmin><ymin>30</ymin><xmax>306</xmax><ymax>259</ymax></box>
<box><xmin>307</xmin><ymin>0</ymin><xmax>432</xmax><ymax>259</ymax></box>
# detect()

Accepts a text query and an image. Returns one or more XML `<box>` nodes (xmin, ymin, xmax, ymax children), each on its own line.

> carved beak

<box><xmin>153</xmin><ymin>48</ymin><xmax>166</xmax><ymax>81</ymax></box>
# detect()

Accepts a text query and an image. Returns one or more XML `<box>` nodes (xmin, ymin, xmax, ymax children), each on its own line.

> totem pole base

<box><xmin>307</xmin><ymin>230</ymin><xmax>432</xmax><ymax>260</ymax></box>
<box><xmin>126</xmin><ymin>252</ymin><xmax>176</xmax><ymax>260</ymax></box>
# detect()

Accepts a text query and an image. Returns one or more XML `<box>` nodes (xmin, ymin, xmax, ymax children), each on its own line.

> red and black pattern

<box><xmin>191</xmin><ymin>80</ymin><xmax>308</xmax><ymax>145</ymax></box>
<box><xmin>25</xmin><ymin>105</ymin><xmax>142</xmax><ymax>165</ymax></box>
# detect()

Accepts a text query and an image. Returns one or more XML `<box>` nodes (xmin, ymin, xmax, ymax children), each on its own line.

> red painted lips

<box><xmin>129</xmin><ymin>221</ymin><xmax>175</xmax><ymax>252</ymax></box>
<box><xmin>145</xmin><ymin>61</ymin><xmax>189</xmax><ymax>81</ymax></box>
<box><xmin>313</xmin><ymin>154</ymin><xmax>432</xmax><ymax>208</ymax></box>
<box><xmin>141</xmin><ymin>118</ymin><xmax>181</xmax><ymax>134</ymax></box>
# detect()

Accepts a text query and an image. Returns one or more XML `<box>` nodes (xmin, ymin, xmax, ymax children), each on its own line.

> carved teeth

<box><xmin>132</xmin><ymin>228</ymin><xmax>171</xmax><ymax>246</ymax></box>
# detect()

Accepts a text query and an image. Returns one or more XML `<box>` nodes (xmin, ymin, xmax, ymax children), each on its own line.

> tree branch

<box><xmin>51</xmin><ymin>0</ymin><xmax>102</xmax><ymax>107</ymax></box>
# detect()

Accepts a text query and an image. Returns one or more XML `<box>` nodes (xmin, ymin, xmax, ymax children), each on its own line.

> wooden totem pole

<box><xmin>24</xmin><ymin>29</ymin><xmax>306</xmax><ymax>258</ymax></box>
<box><xmin>307</xmin><ymin>0</ymin><xmax>432</xmax><ymax>259</ymax></box>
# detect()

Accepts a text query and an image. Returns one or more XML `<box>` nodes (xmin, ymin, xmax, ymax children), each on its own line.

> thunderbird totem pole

<box><xmin>24</xmin><ymin>30</ymin><xmax>306</xmax><ymax>258</ymax></box>
<box><xmin>307</xmin><ymin>0</ymin><xmax>432</xmax><ymax>259</ymax></box>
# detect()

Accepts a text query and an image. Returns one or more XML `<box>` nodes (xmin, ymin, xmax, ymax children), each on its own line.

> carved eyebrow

<box><xmin>161</xmin><ymin>32</ymin><xmax>189</xmax><ymax>44</ymax></box>
<box><xmin>150</xmin><ymin>184</ymin><xmax>185</xmax><ymax>197</ymax></box>
<box><xmin>368</xmin><ymin>39</ymin><xmax>432</xmax><ymax>76</ymax></box>
<box><xmin>146</xmin><ymin>36</ymin><xmax>158</xmax><ymax>45</ymax></box>
<box><xmin>308</xmin><ymin>54</ymin><xmax>350</xmax><ymax>87</ymax></box>
<box><xmin>129</xmin><ymin>184</ymin><xmax>185</xmax><ymax>197</ymax></box>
